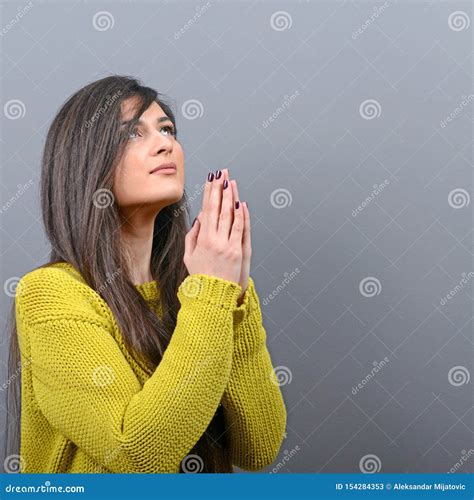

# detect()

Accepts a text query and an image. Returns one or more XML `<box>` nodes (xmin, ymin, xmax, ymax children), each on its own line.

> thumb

<box><xmin>185</xmin><ymin>213</ymin><xmax>201</xmax><ymax>254</ymax></box>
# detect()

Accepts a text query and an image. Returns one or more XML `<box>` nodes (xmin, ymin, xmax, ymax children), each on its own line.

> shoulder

<box><xmin>15</xmin><ymin>262</ymin><xmax>111</xmax><ymax>327</ymax></box>
<box><xmin>17</xmin><ymin>262</ymin><xmax>85</xmax><ymax>295</ymax></box>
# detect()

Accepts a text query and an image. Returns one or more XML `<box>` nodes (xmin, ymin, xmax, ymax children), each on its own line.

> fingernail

<box><xmin>215</xmin><ymin>169</ymin><xmax>222</xmax><ymax>179</ymax></box>
<box><xmin>235</xmin><ymin>200</ymin><xmax>240</xmax><ymax>209</ymax></box>
<box><xmin>192</xmin><ymin>217</ymin><xmax>197</xmax><ymax>227</ymax></box>
<box><xmin>245</xmin><ymin>201</ymin><xmax>248</xmax><ymax>209</ymax></box>
<box><xmin>223</xmin><ymin>179</ymin><xmax>228</xmax><ymax>189</ymax></box>
<box><xmin>207</xmin><ymin>172</ymin><xmax>214</xmax><ymax>182</ymax></box>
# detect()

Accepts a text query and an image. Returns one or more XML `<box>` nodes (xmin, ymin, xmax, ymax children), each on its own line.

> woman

<box><xmin>4</xmin><ymin>75</ymin><xmax>287</xmax><ymax>473</ymax></box>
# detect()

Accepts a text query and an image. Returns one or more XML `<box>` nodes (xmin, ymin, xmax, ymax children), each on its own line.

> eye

<box><xmin>161</xmin><ymin>125</ymin><xmax>176</xmax><ymax>137</ymax></box>
<box><xmin>127</xmin><ymin>124</ymin><xmax>176</xmax><ymax>140</ymax></box>
<box><xmin>128</xmin><ymin>127</ymin><xmax>142</xmax><ymax>140</ymax></box>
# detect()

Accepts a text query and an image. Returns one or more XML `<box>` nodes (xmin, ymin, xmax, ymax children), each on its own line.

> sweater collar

<box><xmin>134</xmin><ymin>279</ymin><xmax>159</xmax><ymax>301</ymax></box>
<box><xmin>50</xmin><ymin>261</ymin><xmax>159</xmax><ymax>300</ymax></box>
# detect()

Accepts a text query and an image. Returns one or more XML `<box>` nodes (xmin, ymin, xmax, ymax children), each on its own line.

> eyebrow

<box><xmin>120</xmin><ymin>116</ymin><xmax>173</xmax><ymax>127</ymax></box>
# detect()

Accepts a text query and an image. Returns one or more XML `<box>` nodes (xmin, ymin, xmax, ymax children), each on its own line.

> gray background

<box><xmin>1</xmin><ymin>0</ymin><xmax>472</xmax><ymax>473</ymax></box>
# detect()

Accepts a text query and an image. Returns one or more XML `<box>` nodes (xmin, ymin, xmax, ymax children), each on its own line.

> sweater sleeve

<box><xmin>15</xmin><ymin>271</ymin><xmax>242</xmax><ymax>473</ymax></box>
<box><xmin>222</xmin><ymin>276</ymin><xmax>287</xmax><ymax>471</ymax></box>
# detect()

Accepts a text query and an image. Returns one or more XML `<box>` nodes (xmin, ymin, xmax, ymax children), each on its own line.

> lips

<box><xmin>150</xmin><ymin>162</ymin><xmax>177</xmax><ymax>174</ymax></box>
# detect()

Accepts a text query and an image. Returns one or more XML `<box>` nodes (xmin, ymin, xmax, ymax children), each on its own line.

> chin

<box><xmin>160</xmin><ymin>186</ymin><xmax>184</xmax><ymax>206</ymax></box>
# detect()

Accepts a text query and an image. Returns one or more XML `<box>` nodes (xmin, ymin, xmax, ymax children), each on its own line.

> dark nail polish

<box><xmin>223</xmin><ymin>179</ymin><xmax>228</xmax><ymax>189</ymax></box>
<box><xmin>207</xmin><ymin>172</ymin><xmax>214</xmax><ymax>182</ymax></box>
<box><xmin>235</xmin><ymin>200</ymin><xmax>240</xmax><ymax>209</ymax></box>
<box><xmin>192</xmin><ymin>217</ymin><xmax>197</xmax><ymax>227</ymax></box>
<box><xmin>215</xmin><ymin>170</ymin><xmax>222</xmax><ymax>179</ymax></box>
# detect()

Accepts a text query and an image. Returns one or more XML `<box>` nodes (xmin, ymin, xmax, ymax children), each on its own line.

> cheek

<box><xmin>112</xmin><ymin>150</ymin><xmax>147</xmax><ymax>205</ymax></box>
<box><xmin>176</xmin><ymin>143</ymin><xmax>185</xmax><ymax>164</ymax></box>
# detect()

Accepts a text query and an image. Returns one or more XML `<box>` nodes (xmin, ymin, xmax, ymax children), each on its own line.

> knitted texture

<box><xmin>15</xmin><ymin>262</ymin><xmax>287</xmax><ymax>473</ymax></box>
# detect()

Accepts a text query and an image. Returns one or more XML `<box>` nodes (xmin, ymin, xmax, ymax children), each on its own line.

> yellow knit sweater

<box><xmin>15</xmin><ymin>262</ymin><xmax>287</xmax><ymax>473</ymax></box>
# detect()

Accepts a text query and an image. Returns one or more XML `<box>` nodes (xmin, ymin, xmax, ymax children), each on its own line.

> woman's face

<box><xmin>112</xmin><ymin>98</ymin><xmax>185</xmax><ymax>214</ymax></box>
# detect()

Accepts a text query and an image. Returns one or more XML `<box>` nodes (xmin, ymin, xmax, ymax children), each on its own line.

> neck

<box><xmin>120</xmin><ymin>212</ymin><xmax>156</xmax><ymax>285</ymax></box>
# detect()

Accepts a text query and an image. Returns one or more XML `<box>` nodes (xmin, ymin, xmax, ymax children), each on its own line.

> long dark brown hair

<box><xmin>3</xmin><ymin>75</ymin><xmax>233</xmax><ymax>473</ymax></box>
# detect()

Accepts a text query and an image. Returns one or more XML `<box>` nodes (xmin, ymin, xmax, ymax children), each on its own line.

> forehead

<box><xmin>120</xmin><ymin>98</ymin><xmax>166</xmax><ymax>122</ymax></box>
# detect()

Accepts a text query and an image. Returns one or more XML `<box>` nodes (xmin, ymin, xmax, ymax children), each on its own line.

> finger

<box><xmin>222</xmin><ymin>169</ymin><xmax>234</xmax><ymax>226</ymax></box>
<box><xmin>242</xmin><ymin>201</ymin><xmax>251</xmax><ymax>251</ymax></box>
<box><xmin>206</xmin><ymin>169</ymin><xmax>226</xmax><ymax>233</ymax></box>
<box><xmin>221</xmin><ymin>168</ymin><xmax>230</xmax><ymax>184</ymax></box>
<box><xmin>230</xmin><ymin>179</ymin><xmax>244</xmax><ymax>243</ymax></box>
<box><xmin>202</xmin><ymin>171</ymin><xmax>214</xmax><ymax>211</ymax></box>
<box><xmin>203</xmin><ymin>169</ymin><xmax>224</xmax><ymax>208</ymax></box>
<box><xmin>231</xmin><ymin>179</ymin><xmax>240</xmax><ymax>209</ymax></box>
<box><xmin>186</xmin><ymin>214</ymin><xmax>201</xmax><ymax>254</ymax></box>
<box><xmin>200</xmin><ymin>171</ymin><xmax>213</xmax><ymax>232</ymax></box>
<box><xmin>218</xmin><ymin>169</ymin><xmax>233</xmax><ymax>239</ymax></box>
<box><xmin>229</xmin><ymin>198</ymin><xmax>244</xmax><ymax>246</ymax></box>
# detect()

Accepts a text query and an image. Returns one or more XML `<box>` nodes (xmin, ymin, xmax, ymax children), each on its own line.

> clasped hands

<box><xmin>184</xmin><ymin>168</ymin><xmax>251</xmax><ymax>306</ymax></box>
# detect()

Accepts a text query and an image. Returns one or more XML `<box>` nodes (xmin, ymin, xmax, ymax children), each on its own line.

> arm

<box><xmin>222</xmin><ymin>276</ymin><xmax>287</xmax><ymax>471</ymax></box>
<box><xmin>16</xmin><ymin>271</ymin><xmax>242</xmax><ymax>473</ymax></box>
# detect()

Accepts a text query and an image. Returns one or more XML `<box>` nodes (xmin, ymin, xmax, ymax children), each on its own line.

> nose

<box><xmin>150</xmin><ymin>130</ymin><xmax>173</xmax><ymax>156</ymax></box>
